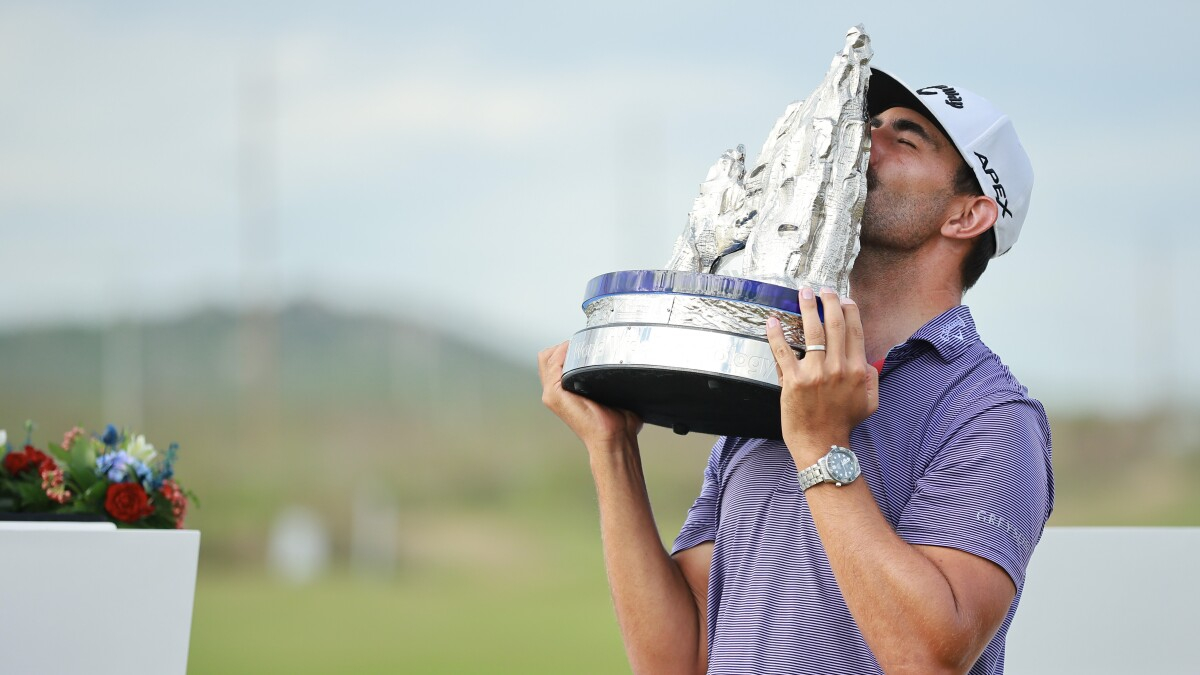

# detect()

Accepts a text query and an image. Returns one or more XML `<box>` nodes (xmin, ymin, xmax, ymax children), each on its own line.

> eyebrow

<box><xmin>873</xmin><ymin>113</ymin><xmax>942</xmax><ymax>150</ymax></box>
<box><xmin>890</xmin><ymin>116</ymin><xmax>941</xmax><ymax>150</ymax></box>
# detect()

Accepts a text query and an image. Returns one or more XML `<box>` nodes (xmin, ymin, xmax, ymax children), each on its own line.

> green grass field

<box><xmin>191</xmin><ymin>572</ymin><xmax>628</xmax><ymax>673</ymax></box>
<box><xmin>184</xmin><ymin>424</ymin><xmax>703</xmax><ymax>674</ymax></box>
<box><xmin>189</xmin><ymin>510</ymin><xmax>637</xmax><ymax>674</ymax></box>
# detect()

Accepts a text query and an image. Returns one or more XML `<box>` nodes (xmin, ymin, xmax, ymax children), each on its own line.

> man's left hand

<box><xmin>765</xmin><ymin>287</ymin><xmax>879</xmax><ymax>464</ymax></box>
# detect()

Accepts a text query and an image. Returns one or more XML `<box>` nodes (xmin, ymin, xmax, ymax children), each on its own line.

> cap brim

<box><xmin>867</xmin><ymin>68</ymin><xmax>950</xmax><ymax>141</ymax></box>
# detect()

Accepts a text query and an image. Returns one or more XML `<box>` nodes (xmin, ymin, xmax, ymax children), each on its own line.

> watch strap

<box><xmin>797</xmin><ymin>460</ymin><xmax>828</xmax><ymax>491</ymax></box>
<box><xmin>798</xmin><ymin>445</ymin><xmax>859</xmax><ymax>491</ymax></box>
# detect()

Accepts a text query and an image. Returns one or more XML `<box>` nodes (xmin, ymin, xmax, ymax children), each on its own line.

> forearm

<box><xmin>588</xmin><ymin>439</ymin><xmax>706</xmax><ymax>675</ymax></box>
<box><xmin>806</xmin><ymin>480</ymin><xmax>992</xmax><ymax>674</ymax></box>
<box><xmin>764</xmin><ymin>289</ymin><xmax>1013</xmax><ymax>672</ymax></box>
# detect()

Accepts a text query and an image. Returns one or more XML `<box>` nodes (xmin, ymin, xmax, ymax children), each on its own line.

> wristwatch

<box><xmin>797</xmin><ymin>445</ymin><xmax>861</xmax><ymax>491</ymax></box>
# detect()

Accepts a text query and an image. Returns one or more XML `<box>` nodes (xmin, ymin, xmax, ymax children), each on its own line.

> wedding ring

<box><xmin>806</xmin><ymin>344</ymin><xmax>826</xmax><ymax>352</ymax></box>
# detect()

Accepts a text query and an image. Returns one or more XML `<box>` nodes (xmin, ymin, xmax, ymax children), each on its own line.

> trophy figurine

<box><xmin>562</xmin><ymin>27</ymin><xmax>874</xmax><ymax>439</ymax></box>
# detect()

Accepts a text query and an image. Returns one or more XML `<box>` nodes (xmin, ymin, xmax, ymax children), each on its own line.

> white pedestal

<box><xmin>0</xmin><ymin>527</ymin><xmax>200</xmax><ymax>675</ymax></box>
<box><xmin>1007</xmin><ymin>527</ymin><xmax>1200</xmax><ymax>674</ymax></box>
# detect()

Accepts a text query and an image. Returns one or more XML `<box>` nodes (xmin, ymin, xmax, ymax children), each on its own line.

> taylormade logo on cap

<box><xmin>868</xmin><ymin>68</ymin><xmax>1034</xmax><ymax>258</ymax></box>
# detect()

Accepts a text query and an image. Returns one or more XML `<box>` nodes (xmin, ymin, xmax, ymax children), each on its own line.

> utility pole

<box><xmin>237</xmin><ymin>48</ymin><xmax>281</xmax><ymax>459</ymax></box>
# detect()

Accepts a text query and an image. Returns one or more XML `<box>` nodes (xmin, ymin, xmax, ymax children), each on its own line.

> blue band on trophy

<box><xmin>583</xmin><ymin>270</ymin><xmax>809</xmax><ymax>314</ymax></box>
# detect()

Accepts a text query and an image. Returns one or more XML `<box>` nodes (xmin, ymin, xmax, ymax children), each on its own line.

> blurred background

<box><xmin>2</xmin><ymin>1</ymin><xmax>1197</xmax><ymax>672</ymax></box>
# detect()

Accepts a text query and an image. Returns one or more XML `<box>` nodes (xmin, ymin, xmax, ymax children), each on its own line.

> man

<box><xmin>538</xmin><ymin>69</ymin><xmax>1053</xmax><ymax>674</ymax></box>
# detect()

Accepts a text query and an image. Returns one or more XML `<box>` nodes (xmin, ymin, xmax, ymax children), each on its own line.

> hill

<box><xmin>2</xmin><ymin>303</ymin><xmax>1198</xmax><ymax>570</ymax></box>
<box><xmin>0</xmin><ymin>303</ymin><xmax>712</xmax><ymax>565</ymax></box>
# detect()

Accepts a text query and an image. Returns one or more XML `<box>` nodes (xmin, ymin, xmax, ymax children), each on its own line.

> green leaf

<box><xmin>13</xmin><ymin>480</ymin><xmax>50</xmax><ymax>510</ymax></box>
<box><xmin>68</xmin><ymin>434</ymin><xmax>93</xmax><ymax>455</ymax></box>
<box><xmin>67</xmin><ymin>446</ymin><xmax>99</xmax><ymax>491</ymax></box>
<box><xmin>45</xmin><ymin>443</ymin><xmax>71</xmax><ymax>464</ymax></box>
<box><xmin>78</xmin><ymin>481</ymin><xmax>108</xmax><ymax>513</ymax></box>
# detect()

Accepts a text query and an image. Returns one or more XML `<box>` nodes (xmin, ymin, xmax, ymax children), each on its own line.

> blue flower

<box><xmin>101</xmin><ymin>424</ymin><xmax>120</xmax><ymax>447</ymax></box>
<box><xmin>97</xmin><ymin>450</ymin><xmax>157</xmax><ymax>488</ymax></box>
<box><xmin>96</xmin><ymin>451</ymin><xmax>129</xmax><ymax>482</ymax></box>
<box><xmin>151</xmin><ymin>443</ymin><xmax>179</xmax><ymax>490</ymax></box>
<box><xmin>96</xmin><ymin>451</ymin><xmax>132</xmax><ymax>482</ymax></box>
<box><xmin>133</xmin><ymin>459</ymin><xmax>153</xmax><ymax>488</ymax></box>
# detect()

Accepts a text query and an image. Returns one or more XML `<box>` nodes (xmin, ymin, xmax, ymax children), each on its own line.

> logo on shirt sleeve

<box><xmin>976</xmin><ymin>509</ymin><xmax>1034</xmax><ymax>559</ymax></box>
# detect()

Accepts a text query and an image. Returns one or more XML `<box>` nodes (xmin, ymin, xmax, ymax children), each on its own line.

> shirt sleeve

<box><xmin>894</xmin><ymin>398</ymin><xmax>1053</xmax><ymax>587</ymax></box>
<box><xmin>671</xmin><ymin>437</ymin><xmax>726</xmax><ymax>555</ymax></box>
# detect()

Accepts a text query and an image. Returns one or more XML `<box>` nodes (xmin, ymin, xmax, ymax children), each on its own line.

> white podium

<box><xmin>1007</xmin><ymin>527</ymin><xmax>1200</xmax><ymax>674</ymax></box>
<box><xmin>0</xmin><ymin>524</ymin><xmax>200</xmax><ymax>675</ymax></box>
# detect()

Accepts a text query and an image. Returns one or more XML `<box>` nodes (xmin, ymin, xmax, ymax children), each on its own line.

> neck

<box><xmin>848</xmin><ymin>244</ymin><xmax>964</xmax><ymax>364</ymax></box>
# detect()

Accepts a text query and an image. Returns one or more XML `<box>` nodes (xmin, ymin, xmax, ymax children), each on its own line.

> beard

<box><xmin>860</xmin><ymin>168</ymin><xmax>950</xmax><ymax>253</ymax></box>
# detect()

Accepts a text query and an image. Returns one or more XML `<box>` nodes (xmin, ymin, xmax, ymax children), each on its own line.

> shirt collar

<box><xmin>882</xmin><ymin>305</ymin><xmax>979</xmax><ymax>372</ymax></box>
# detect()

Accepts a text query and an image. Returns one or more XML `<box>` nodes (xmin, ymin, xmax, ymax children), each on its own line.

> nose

<box><xmin>868</xmin><ymin>115</ymin><xmax>892</xmax><ymax>145</ymax></box>
<box><xmin>867</xmin><ymin>119</ymin><xmax>888</xmax><ymax>166</ymax></box>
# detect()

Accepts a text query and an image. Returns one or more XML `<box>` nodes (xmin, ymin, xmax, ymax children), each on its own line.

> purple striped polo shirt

<box><xmin>672</xmin><ymin>305</ymin><xmax>1054</xmax><ymax>674</ymax></box>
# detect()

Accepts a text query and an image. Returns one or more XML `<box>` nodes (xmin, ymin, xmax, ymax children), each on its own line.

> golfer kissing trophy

<box><xmin>562</xmin><ymin>26</ymin><xmax>873</xmax><ymax>439</ymax></box>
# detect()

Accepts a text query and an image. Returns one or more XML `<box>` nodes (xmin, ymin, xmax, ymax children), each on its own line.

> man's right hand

<box><xmin>538</xmin><ymin>341</ymin><xmax>643</xmax><ymax>450</ymax></box>
<box><xmin>539</xmin><ymin>341</ymin><xmax>711</xmax><ymax>675</ymax></box>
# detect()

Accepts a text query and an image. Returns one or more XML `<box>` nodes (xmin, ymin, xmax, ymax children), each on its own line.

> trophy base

<box><xmin>562</xmin><ymin>323</ymin><xmax>791</xmax><ymax>439</ymax></box>
<box><xmin>561</xmin><ymin>364</ymin><xmax>783</xmax><ymax>439</ymax></box>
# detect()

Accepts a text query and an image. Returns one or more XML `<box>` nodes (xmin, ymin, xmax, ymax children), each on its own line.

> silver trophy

<box><xmin>562</xmin><ymin>27</ymin><xmax>873</xmax><ymax>438</ymax></box>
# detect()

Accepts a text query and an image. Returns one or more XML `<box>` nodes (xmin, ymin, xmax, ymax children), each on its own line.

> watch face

<box><xmin>826</xmin><ymin>448</ymin><xmax>859</xmax><ymax>483</ymax></box>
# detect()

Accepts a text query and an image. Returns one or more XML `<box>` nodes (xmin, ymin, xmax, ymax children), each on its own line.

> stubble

<box><xmin>860</xmin><ymin>168</ymin><xmax>950</xmax><ymax>254</ymax></box>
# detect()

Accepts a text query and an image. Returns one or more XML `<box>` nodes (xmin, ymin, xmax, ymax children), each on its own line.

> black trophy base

<box><xmin>561</xmin><ymin>364</ymin><xmax>783</xmax><ymax>439</ymax></box>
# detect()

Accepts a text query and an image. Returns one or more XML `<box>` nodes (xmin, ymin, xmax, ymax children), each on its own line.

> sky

<box><xmin>1</xmin><ymin>1</ymin><xmax>1197</xmax><ymax>414</ymax></box>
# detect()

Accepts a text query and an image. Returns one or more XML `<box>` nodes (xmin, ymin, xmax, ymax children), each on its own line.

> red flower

<box><xmin>27</xmin><ymin>446</ymin><xmax>49</xmax><ymax>465</ymax></box>
<box><xmin>104</xmin><ymin>483</ymin><xmax>155</xmax><ymax>523</ymax></box>
<box><xmin>2</xmin><ymin>451</ymin><xmax>29</xmax><ymax>475</ymax></box>
<box><xmin>40</xmin><ymin>464</ymin><xmax>72</xmax><ymax>504</ymax></box>
<box><xmin>3</xmin><ymin>446</ymin><xmax>52</xmax><ymax>476</ymax></box>
<box><xmin>160</xmin><ymin>480</ymin><xmax>189</xmax><ymax>529</ymax></box>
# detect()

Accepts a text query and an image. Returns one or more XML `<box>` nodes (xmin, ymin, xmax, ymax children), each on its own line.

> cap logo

<box><xmin>974</xmin><ymin>152</ymin><xmax>1013</xmax><ymax>218</ymax></box>
<box><xmin>916</xmin><ymin>85</ymin><xmax>964</xmax><ymax>109</ymax></box>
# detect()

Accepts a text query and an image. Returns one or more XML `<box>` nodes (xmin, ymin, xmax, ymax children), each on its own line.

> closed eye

<box><xmin>891</xmin><ymin>117</ymin><xmax>939</xmax><ymax>149</ymax></box>
<box><xmin>870</xmin><ymin>114</ymin><xmax>937</xmax><ymax>150</ymax></box>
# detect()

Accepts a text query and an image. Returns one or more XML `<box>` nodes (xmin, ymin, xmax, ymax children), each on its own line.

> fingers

<box><xmin>819</xmin><ymin>287</ymin><xmax>845</xmax><ymax>363</ymax></box>
<box><xmin>864</xmin><ymin>363</ymin><xmax>880</xmax><ymax>417</ymax></box>
<box><xmin>841</xmin><ymin>297</ymin><xmax>866</xmax><ymax>366</ymax></box>
<box><xmin>537</xmin><ymin>341</ymin><xmax>569</xmax><ymax>391</ymax></box>
<box><xmin>765</xmin><ymin>316</ymin><xmax>800</xmax><ymax>381</ymax></box>
<box><xmin>838</xmin><ymin>296</ymin><xmax>878</xmax><ymax>417</ymax></box>
<box><xmin>798</xmin><ymin>286</ymin><xmax>826</xmax><ymax>359</ymax></box>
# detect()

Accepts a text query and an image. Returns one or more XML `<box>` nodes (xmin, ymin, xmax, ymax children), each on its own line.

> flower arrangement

<box><xmin>0</xmin><ymin>422</ymin><xmax>194</xmax><ymax>528</ymax></box>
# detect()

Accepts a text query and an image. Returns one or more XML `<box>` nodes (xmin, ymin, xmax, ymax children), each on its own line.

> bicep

<box><xmin>914</xmin><ymin>544</ymin><xmax>1016</xmax><ymax>657</ymax></box>
<box><xmin>898</xmin><ymin>400</ymin><xmax>1051</xmax><ymax>593</ymax></box>
<box><xmin>672</xmin><ymin>541</ymin><xmax>713</xmax><ymax>673</ymax></box>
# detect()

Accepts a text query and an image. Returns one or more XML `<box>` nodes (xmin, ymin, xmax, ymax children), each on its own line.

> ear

<box><xmin>940</xmin><ymin>195</ymin><xmax>998</xmax><ymax>241</ymax></box>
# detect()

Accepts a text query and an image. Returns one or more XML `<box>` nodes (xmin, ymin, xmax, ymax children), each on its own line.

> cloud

<box><xmin>2</xmin><ymin>2</ymin><xmax>1198</xmax><ymax>411</ymax></box>
<box><xmin>278</xmin><ymin>40</ymin><xmax>563</xmax><ymax>149</ymax></box>
<box><xmin>0</xmin><ymin>5</ymin><xmax>238</xmax><ymax>217</ymax></box>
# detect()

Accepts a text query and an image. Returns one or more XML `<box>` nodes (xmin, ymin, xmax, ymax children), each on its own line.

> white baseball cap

<box><xmin>867</xmin><ymin>68</ymin><xmax>1034</xmax><ymax>257</ymax></box>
